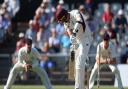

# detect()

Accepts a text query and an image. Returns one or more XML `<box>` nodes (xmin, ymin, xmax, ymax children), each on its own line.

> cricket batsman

<box><xmin>89</xmin><ymin>32</ymin><xmax>124</xmax><ymax>89</ymax></box>
<box><xmin>4</xmin><ymin>38</ymin><xmax>53</xmax><ymax>89</ymax></box>
<box><xmin>56</xmin><ymin>8</ymin><xmax>93</xmax><ymax>89</ymax></box>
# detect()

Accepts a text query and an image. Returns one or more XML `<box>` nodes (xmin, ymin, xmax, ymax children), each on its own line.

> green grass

<box><xmin>0</xmin><ymin>85</ymin><xmax>128</xmax><ymax>89</ymax></box>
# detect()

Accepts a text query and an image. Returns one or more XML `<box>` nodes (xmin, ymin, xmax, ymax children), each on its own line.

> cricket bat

<box><xmin>68</xmin><ymin>50</ymin><xmax>75</xmax><ymax>80</ymax></box>
<box><xmin>68</xmin><ymin>34</ymin><xmax>77</xmax><ymax>80</ymax></box>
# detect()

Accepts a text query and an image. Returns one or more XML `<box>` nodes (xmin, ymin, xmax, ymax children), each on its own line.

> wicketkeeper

<box><xmin>4</xmin><ymin>38</ymin><xmax>53</xmax><ymax>89</ymax></box>
<box><xmin>56</xmin><ymin>8</ymin><xmax>93</xmax><ymax>89</ymax></box>
<box><xmin>89</xmin><ymin>32</ymin><xmax>124</xmax><ymax>89</ymax></box>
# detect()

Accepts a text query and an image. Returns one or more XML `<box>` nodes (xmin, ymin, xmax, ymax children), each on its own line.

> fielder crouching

<box><xmin>89</xmin><ymin>32</ymin><xmax>124</xmax><ymax>89</ymax></box>
<box><xmin>4</xmin><ymin>38</ymin><xmax>53</xmax><ymax>89</ymax></box>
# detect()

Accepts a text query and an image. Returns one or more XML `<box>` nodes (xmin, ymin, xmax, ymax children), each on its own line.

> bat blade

<box><xmin>68</xmin><ymin>51</ymin><xmax>75</xmax><ymax>80</ymax></box>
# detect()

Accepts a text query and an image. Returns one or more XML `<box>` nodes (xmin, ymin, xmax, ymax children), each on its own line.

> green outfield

<box><xmin>0</xmin><ymin>85</ymin><xmax>128</xmax><ymax>89</ymax></box>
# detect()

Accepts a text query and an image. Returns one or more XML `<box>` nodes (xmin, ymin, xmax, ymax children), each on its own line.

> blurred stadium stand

<box><xmin>1</xmin><ymin>0</ymin><xmax>128</xmax><ymax>22</ymax></box>
<box><xmin>0</xmin><ymin>54</ymin><xmax>12</xmax><ymax>83</ymax></box>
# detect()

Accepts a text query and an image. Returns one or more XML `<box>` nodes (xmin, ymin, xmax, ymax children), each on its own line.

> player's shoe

<box><xmin>4</xmin><ymin>86</ymin><xmax>10</xmax><ymax>89</ymax></box>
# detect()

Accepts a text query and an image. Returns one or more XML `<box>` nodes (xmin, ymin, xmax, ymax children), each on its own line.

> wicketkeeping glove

<box><xmin>24</xmin><ymin>64</ymin><xmax>32</xmax><ymax>72</ymax></box>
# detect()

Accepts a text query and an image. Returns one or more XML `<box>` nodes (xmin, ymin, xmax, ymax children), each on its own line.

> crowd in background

<box><xmin>23</xmin><ymin>0</ymin><xmax>128</xmax><ymax>64</ymax></box>
<box><xmin>0</xmin><ymin>0</ymin><xmax>20</xmax><ymax>43</ymax></box>
<box><xmin>0</xmin><ymin>0</ymin><xmax>128</xmax><ymax>79</ymax></box>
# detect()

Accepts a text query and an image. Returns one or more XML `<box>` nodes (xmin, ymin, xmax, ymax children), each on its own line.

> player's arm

<box><xmin>65</xmin><ymin>11</ymin><xmax>83</xmax><ymax>37</ymax></box>
<box><xmin>96</xmin><ymin>44</ymin><xmax>107</xmax><ymax>64</ymax></box>
<box><xmin>96</xmin><ymin>57</ymin><xmax>108</xmax><ymax>64</ymax></box>
<box><xmin>67</xmin><ymin>13</ymin><xmax>83</xmax><ymax>47</ymax></box>
<box><xmin>107</xmin><ymin>44</ymin><xmax>117</xmax><ymax>64</ymax></box>
<box><xmin>106</xmin><ymin>57</ymin><xmax>116</xmax><ymax>64</ymax></box>
<box><xmin>18</xmin><ymin>50</ymin><xmax>26</xmax><ymax>67</ymax></box>
<box><xmin>64</xmin><ymin>24</ymin><xmax>78</xmax><ymax>50</ymax></box>
<box><xmin>73</xmin><ymin>12</ymin><xmax>83</xmax><ymax>35</ymax></box>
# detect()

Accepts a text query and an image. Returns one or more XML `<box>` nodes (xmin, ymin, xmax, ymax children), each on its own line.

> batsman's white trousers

<box><xmin>4</xmin><ymin>62</ymin><xmax>53</xmax><ymax>89</ymax></box>
<box><xmin>75</xmin><ymin>38</ymin><xmax>92</xmax><ymax>89</ymax></box>
<box><xmin>89</xmin><ymin>63</ymin><xmax>123</xmax><ymax>89</ymax></box>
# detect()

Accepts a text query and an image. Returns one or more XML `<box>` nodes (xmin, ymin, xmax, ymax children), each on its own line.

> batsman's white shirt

<box><xmin>64</xmin><ymin>10</ymin><xmax>93</xmax><ymax>68</ymax></box>
<box><xmin>64</xmin><ymin>10</ymin><xmax>93</xmax><ymax>44</ymax></box>
<box><xmin>18</xmin><ymin>47</ymin><xmax>40</xmax><ymax>67</ymax></box>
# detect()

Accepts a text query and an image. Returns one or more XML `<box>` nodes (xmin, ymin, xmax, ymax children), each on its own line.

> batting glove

<box><xmin>70</xmin><ymin>34</ymin><xmax>77</xmax><ymax>45</ymax></box>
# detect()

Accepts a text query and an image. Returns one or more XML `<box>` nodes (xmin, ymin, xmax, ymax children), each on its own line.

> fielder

<box><xmin>4</xmin><ymin>38</ymin><xmax>53</xmax><ymax>89</ymax></box>
<box><xmin>56</xmin><ymin>8</ymin><xmax>93</xmax><ymax>89</ymax></box>
<box><xmin>89</xmin><ymin>32</ymin><xmax>123</xmax><ymax>89</ymax></box>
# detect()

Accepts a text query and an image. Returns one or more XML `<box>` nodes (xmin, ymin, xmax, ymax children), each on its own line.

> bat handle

<box><xmin>71</xmin><ymin>50</ymin><xmax>75</xmax><ymax>61</ymax></box>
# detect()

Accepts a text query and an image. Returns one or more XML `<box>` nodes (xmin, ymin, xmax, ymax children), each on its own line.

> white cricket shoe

<box><xmin>4</xmin><ymin>86</ymin><xmax>10</xmax><ymax>89</ymax></box>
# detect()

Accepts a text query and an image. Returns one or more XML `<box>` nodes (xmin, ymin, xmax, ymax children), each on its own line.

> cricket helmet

<box><xmin>55</xmin><ymin>8</ymin><xmax>68</xmax><ymax>21</ymax></box>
